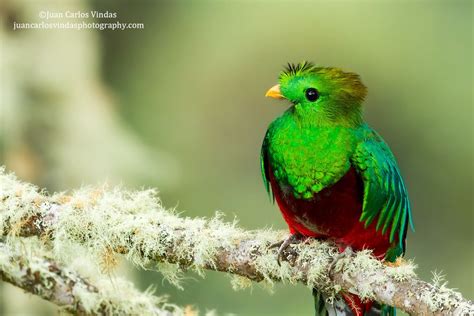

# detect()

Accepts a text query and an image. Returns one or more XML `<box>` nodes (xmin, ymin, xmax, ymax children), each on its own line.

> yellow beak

<box><xmin>265</xmin><ymin>84</ymin><xmax>284</xmax><ymax>99</ymax></box>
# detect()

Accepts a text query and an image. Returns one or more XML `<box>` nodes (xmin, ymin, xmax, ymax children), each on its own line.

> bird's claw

<box><xmin>269</xmin><ymin>234</ymin><xmax>301</xmax><ymax>266</ymax></box>
<box><xmin>268</xmin><ymin>239</ymin><xmax>284</xmax><ymax>249</ymax></box>
<box><xmin>328</xmin><ymin>246</ymin><xmax>354</xmax><ymax>277</ymax></box>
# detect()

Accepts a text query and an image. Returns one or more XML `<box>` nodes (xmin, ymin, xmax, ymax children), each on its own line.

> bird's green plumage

<box><xmin>264</xmin><ymin>110</ymin><xmax>357</xmax><ymax>199</ymax></box>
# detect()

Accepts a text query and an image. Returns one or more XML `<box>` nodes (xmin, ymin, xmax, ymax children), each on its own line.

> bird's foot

<box><xmin>328</xmin><ymin>246</ymin><xmax>354</xmax><ymax>277</ymax></box>
<box><xmin>384</xmin><ymin>257</ymin><xmax>406</xmax><ymax>267</ymax></box>
<box><xmin>269</xmin><ymin>234</ymin><xmax>301</xmax><ymax>266</ymax></box>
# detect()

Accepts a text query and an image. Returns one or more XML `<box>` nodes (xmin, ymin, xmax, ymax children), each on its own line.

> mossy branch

<box><xmin>1</xmin><ymin>168</ymin><xmax>472</xmax><ymax>315</ymax></box>
<box><xmin>0</xmin><ymin>240</ymin><xmax>182</xmax><ymax>315</ymax></box>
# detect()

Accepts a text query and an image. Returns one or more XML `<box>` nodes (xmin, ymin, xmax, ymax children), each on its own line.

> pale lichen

<box><xmin>0</xmin><ymin>239</ymin><xmax>183</xmax><ymax>315</ymax></box>
<box><xmin>418</xmin><ymin>271</ymin><xmax>474</xmax><ymax>314</ymax></box>
<box><xmin>385</xmin><ymin>260</ymin><xmax>417</xmax><ymax>282</ymax></box>
<box><xmin>336</xmin><ymin>250</ymin><xmax>383</xmax><ymax>301</ymax></box>
<box><xmin>229</xmin><ymin>275</ymin><xmax>253</xmax><ymax>291</ymax></box>
<box><xmin>296</xmin><ymin>240</ymin><xmax>337</xmax><ymax>293</ymax></box>
<box><xmin>155</xmin><ymin>262</ymin><xmax>184</xmax><ymax>290</ymax></box>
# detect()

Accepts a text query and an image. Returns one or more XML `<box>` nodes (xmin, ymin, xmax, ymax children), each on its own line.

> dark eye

<box><xmin>305</xmin><ymin>88</ymin><xmax>319</xmax><ymax>102</ymax></box>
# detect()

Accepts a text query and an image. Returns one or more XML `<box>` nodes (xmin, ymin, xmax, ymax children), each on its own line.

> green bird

<box><xmin>260</xmin><ymin>62</ymin><xmax>414</xmax><ymax>315</ymax></box>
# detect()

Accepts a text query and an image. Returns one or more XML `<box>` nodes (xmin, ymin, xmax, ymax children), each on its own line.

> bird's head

<box><xmin>266</xmin><ymin>62</ymin><xmax>367</xmax><ymax>127</ymax></box>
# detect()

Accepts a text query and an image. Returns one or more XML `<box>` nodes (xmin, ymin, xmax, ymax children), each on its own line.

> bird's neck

<box><xmin>291</xmin><ymin>104</ymin><xmax>364</xmax><ymax>129</ymax></box>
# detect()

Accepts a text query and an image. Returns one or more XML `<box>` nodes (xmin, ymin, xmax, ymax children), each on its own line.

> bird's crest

<box><xmin>279</xmin><ymin>61</ymin><xmax>316</xmax><ymax>80</ymax></box>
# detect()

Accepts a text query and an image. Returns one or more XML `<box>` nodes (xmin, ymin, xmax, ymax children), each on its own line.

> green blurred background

<box><xmin>0</xmin><ymin>0</ymin><xmax>472</xmax><ymax>315</ymax></box>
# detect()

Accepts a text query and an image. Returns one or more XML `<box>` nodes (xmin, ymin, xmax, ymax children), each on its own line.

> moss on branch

<box><xmin>0</xmin><ymin>240</ymin><xmax>183</xmax><ymax>315</ymax></box>
<box><xmin>0</xmin><ymin>167</ymin><xmax>472</xmax><ymax>315</ymax></box>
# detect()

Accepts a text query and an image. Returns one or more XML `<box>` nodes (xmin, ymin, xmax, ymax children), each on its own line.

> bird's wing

<box><xmin>260</xmin><ymin>130</ymin><xmax>274</xmax><ymax>202</ymax></box>
<box><xmin>351</xmin><ymin>130</ymin><xmax>414</xmax><ymax>253</ymax></box>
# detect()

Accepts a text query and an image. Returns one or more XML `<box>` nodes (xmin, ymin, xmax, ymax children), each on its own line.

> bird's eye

<box><xmin>305</xmin><ymin>88</ymin><xmax>319</xmax><ymax>102</ymax></box>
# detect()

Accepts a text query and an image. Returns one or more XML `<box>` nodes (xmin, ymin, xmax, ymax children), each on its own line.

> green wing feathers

<box><xmin>352</xmin><ymin>130</ymin><xmax>414</xmax><ymax>252</ymax></box>
<box><xmin>260</xmin><ymin>131</ymin><xmax>274</xmax><ymax>202</ymax></box>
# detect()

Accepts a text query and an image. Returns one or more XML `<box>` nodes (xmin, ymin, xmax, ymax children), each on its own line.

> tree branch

<box><xmin>1</xmin><ymin>168</ymin><xmax>472</xmax><ymax>315</ymax></box>
<box><xmin>0</xmin><ymin>240</ymin><xmax>181</xmax><ymax>315</ymax></box>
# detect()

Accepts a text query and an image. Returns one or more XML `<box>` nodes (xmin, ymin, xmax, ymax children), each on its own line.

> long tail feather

<box><xmin>313</xmin><ymin>289</ymin><xmax>328</xmax><ymax>316</ymax></box>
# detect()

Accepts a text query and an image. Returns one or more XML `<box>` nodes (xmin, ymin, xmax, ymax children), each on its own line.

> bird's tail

<box><xmin>313</xmin><ymin>289</ymin><xmax>396</xmax><ymax>316</ymax></box>
<box><xmin>313</xmin><ymin>289</ymin><xmax>353</xmax><ymax>316</ymax></box>
<box><xmin>313</xmin><ymin>289</ymin><xmax>328</xmax><ymax>316</ymax></box>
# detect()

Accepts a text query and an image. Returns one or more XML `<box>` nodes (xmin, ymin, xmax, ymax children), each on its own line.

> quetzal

<box><xmin>260</xmin><ymin>62</ymin><xmax>414</xmax><ymax>316</ymax></box>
